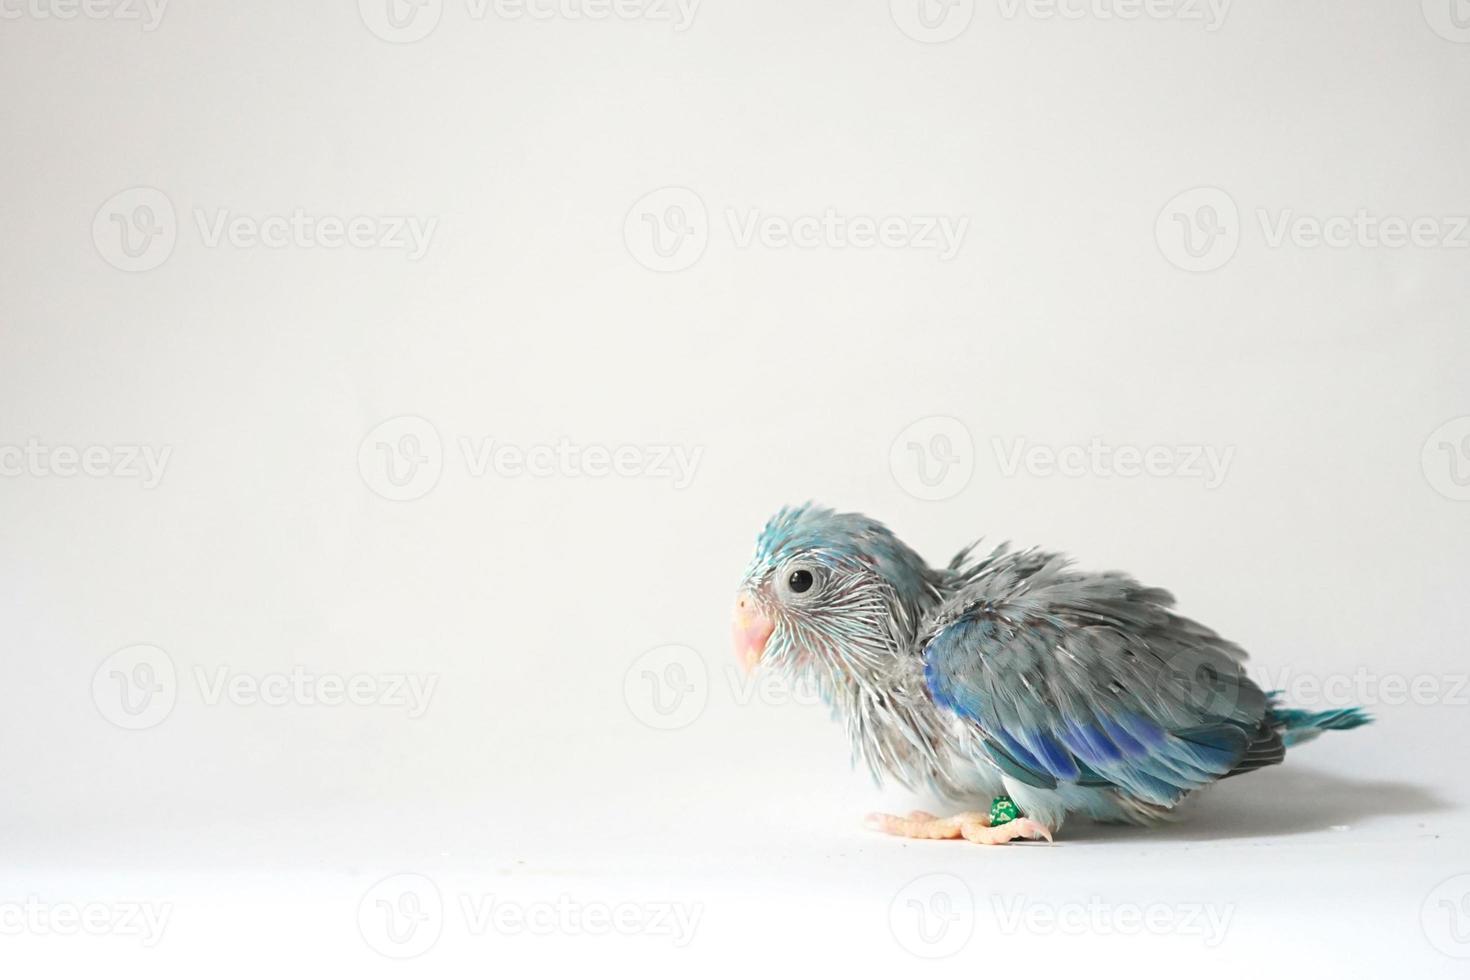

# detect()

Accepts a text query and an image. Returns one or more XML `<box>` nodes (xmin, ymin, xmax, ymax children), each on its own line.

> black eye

<box><xmin>788</xmin><ymin>569</ymin><xmax>814</xmax><ymax>594</ymax></box>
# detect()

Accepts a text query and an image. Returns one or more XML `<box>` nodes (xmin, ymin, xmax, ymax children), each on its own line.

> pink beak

<box><xmin>732</xmin><ymin>592</ymin><xmax>774</xmax><ymax>673</ymax></box>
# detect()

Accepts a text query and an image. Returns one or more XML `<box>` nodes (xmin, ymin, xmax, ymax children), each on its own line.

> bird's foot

<box><xmin>864</xmin><ymin>809</ymin><xmax>1054</xmax><ymax>845</ymax></box>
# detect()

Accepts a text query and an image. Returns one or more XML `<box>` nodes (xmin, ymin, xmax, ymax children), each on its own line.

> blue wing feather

<box><xmin>921</xmin><ymin>548</ymin><xmax>1270</xmax><ymax>807</ymax></box>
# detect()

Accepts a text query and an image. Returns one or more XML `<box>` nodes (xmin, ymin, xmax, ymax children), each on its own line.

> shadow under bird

<box><xmin>731</xmin><ymin>504</ymin><xmax>1370</xmax><ymax>844</ymax></box>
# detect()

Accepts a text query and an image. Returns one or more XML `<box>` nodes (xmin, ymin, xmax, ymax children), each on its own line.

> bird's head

<box><xmin>732</xmin><ymin>504</ymin><xmax>938</xmax><ymax>692</ymax></box>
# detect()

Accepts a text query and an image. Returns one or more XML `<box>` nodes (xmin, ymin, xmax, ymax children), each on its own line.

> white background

<box><xmin>2</xmin><ymin>1</ymin><xmax>1468</xmax><ymax>976</ymax></box>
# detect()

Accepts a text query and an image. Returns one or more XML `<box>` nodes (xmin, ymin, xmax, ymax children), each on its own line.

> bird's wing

<box><xmin>921</xmin><ymin>548</ymin><xmax>1275</xmax><ymax>806</ymax></box>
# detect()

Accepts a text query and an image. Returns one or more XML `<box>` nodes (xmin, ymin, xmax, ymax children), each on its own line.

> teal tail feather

<box><xmin>1268</xmin><ymin>694</ymin><xmax>1373</xmax><ymax>748</ymax></box>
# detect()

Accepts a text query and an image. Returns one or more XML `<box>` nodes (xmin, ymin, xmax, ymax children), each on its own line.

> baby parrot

<box><xmin>732</xmin><ymin>505</ymin><xmax>1369</xmax><ymax>844</ymax></box>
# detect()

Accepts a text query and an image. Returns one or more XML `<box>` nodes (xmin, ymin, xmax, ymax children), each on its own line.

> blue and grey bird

<box><xmin>731</xmin><ymin>504</ymin><xmax>1370</xmax><ymax>844</ymax></box>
